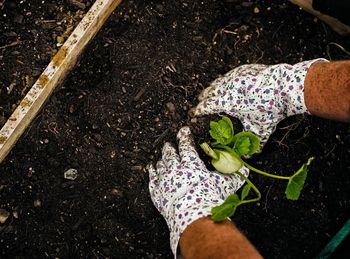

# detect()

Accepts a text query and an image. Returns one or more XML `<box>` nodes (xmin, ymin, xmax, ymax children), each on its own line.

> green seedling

<box><xmin>201</xmin><ymin>116</ymin><xmax>314</xmax><ymax>222</ymax></box>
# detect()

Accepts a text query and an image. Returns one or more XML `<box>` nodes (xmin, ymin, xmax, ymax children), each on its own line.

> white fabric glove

<box><xmin>148</xmin><ymin>127</ymin><xmax>249</xmax><ymax>257</ymax></box>
<box><xmin>191</xmin><ymin>59</ymin><xmax>327</xmax><ymax>146</ymax></box>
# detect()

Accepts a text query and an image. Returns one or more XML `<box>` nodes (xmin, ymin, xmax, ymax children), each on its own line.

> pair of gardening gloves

<box><xmin>148</xmin><ymin>58</ymin><xmax>326</xmax><ymax>256</ymax></box>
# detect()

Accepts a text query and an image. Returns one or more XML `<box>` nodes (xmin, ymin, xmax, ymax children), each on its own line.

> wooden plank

<box><xmin>0</xmin><ymin>0</ymin><xmax>122</xmax><ymax>163</ymax></box>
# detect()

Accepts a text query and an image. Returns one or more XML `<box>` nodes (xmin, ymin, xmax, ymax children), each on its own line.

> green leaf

<box><xmin>211</xmin><ymin>194</ymin><xmax>241</xmax><ymax>222</ymax></box>
<box><xmin>209</xmin><ymin>116</ymin><xmax>234</xmax><ymax>146</ymax></box>
<box><xmin>234</xmin><ymin>137</ymin><xmax>251</xmax><ymax>156</ymax></box>
<box><xmin>241</xmin><ymin>184</ymin><xmax>251</xmax><ymax>200</ymax></box>
<box><xmin>233</xmin><ymin>132</ymin><xmax>260</xmax><ymax>156</ymax></box>
<box><xmin>285</xmin><ymin>157</ymin><xmax>314</xmax><ymax>200</ymax></box>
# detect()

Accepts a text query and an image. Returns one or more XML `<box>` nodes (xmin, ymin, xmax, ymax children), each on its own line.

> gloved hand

<box><xmin>148</xmin><ymin>127</ymin><xmax>249</xmax><ymax>257</ymax></box>
<box><xmin>191</xmin><ymin>59</ymin><xmax>327</xmax><ymax>147</ymax></box>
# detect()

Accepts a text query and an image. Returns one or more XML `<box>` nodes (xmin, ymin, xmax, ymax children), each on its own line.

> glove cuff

<box><xmin>168</xmin><ymin>172</ymin><xmax>247</xmax><ymax>257</ymax></box>
<box><xmin>274</xmin><ymin>58</ymin><xmax>329</xmax><ymax>116</ymax></box>
<box><xmin>166</xmin><ymin>184</ymin><xmax>215</xmax><ymax>257</ymax></box>
<box><xmin>170</xmin><ymin>208</ymin><xmax>212</xmax><ymax>258</ymax></box>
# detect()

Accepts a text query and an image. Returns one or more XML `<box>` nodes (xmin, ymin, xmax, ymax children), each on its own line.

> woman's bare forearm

<box><xmin>304</xmin><ymin>60</ymin><xmax>350</xmax><ymax>122</ymax></box>
<box><xmin>179</xmin><ymin>217</ymin><xmax>262</xmax><ymax>259</ymax></box>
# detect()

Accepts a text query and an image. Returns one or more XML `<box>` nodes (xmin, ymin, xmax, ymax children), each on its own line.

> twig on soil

<box><xmin>263</xmin><ymin>185</ymin><xmax>273</xmax><ymax>212</ymax></box>
<box><xmin>272</xmin><ymin>23</ymin><xmax>284</xmax><ymax>39</ymax></box>
<box><xmin>233</xmin><ymin>38</ymin><xmax>242</xmax><ymax>50</ymax></box>
<box><xmin>0</xmin><ymin>0</ymin><xmax>5</xmax><ymax>10</ymax></box>
<box><xmin>324</xmin><ymin>144</ymin><xmax>336</xmax><ymax>158</ymax></box>
<box><xmin>0</xmin><ymin>40</ymin><xmax>21</xmax><ymax>50</ymax></box>
<box><xmin>326</xmin><ymin>42</ymin><xmax>350</xmax><ymax>60</ymax></box>
<box><xmin>48</xmin><ymin>122</ymin><xmax>59</xmax><ymax>135</ymax></box>
<box><xmin>275</xmin><ymin>117</ymin><xmax>304</xmax><ymax>147</ymax></box>
<box><xmin>134</xmin><ymin>87</ymin><xmax>147</xmax><ymax>102</ymax></box>
<box><xmin>223</xmin><ymin>29</ymin><xmax>237</xmax><ymax>35</ymax></box>
<box><xmin>36</xmin><ymin>19</ymin><xmax>57</xmax><ymax>24</ymax></box>
<box><xmin>6</xmin><ymin>82</ymin><xmax>16</xmax><ymax>95</ymax></box>
<box><xmin>174</xmin><ymin>85</ymin><xmax>188</xmax><ymax>97</ymax></box>
<box><xmin>152</xmin><ymin>128</ymin><xmax>171</xmax><ymax>148</ymax></box>
<box><xmin>212</xmin><ymin>32</ymin><xmax>218</xmax><ymax>44</ymax></box>
<box><xmin>253</xmin><ymin>46</ymin><xmax>264</xmax><ymax>63</ymax></box>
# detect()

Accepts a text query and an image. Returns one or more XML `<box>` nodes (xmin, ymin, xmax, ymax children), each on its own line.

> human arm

<box><xmin>304</xmin><ymin>60</ymin><xmax>350</xmax><ymax>122</ymax></box>
<box><xmin>179</xmin><ymin>216</ymin><xmax>262</xmax><ymax>259</ymax></box>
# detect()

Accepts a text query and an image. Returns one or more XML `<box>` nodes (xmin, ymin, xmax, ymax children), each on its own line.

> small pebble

<box><xmin>0</xmin><ymin>208</ymin><xmax>10</xmax><ymax>224</ymax></box>
<box><xmin>64</xmin><ymin>168</ymin><xmax>78</xmax><ymax>180</ymax></box>
<box><xmin>166</xmin><ymin>102</ymin><xmax>175</xmax><ymax>113</ymax></box>
<box><xmin>111</xmin><ymin>188</ymin><xmax>122</xmax><ymax>196</ymax></box>
<box><xmin>56</xmin><ymin>36</ymin><xmax>64</xmax><ymax>44</ymax></box>
<box><xmin>12</xmin><ymin>211</ymin><xmax>19</xmax><ymax>219</ymax></box>
<box><xmin>34</xmin><ymin>199</ymin><xmax>42</xmax><ymax>208</ymax></box>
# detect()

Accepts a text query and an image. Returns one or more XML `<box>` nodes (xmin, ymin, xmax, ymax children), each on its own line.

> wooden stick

<box><xmin>0</xmin><ymin>0</ymin><xmax>122</xmax><ymax>163</ymax></box>
<box><xmin>289</xmin><ymin>0</ymin><xmax>350</xmax><ymax>35</ymax></box>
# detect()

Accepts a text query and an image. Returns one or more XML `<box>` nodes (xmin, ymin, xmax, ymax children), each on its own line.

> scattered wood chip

<box><xmin>0</xmin><ymin>40</ymin><xmax>21</xmax><ymax>50</ymax></box>
<box><xmin>134</xmin><ymin>87</ymin><xmax>146</xmax><ymax>101</ymax></box>
<box><xmin>0</xmin><ymin>208</ymin><xmax>10</xmax><ymax>224</ymax></box>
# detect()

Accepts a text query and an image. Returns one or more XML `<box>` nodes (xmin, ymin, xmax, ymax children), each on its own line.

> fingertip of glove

<box><xmin>146</xmin><ymin>163</ymin><xmax>155</xmax><ymax>173</ymax></box>
<box><xmin>189</xmin><ymin>107</ymin><xmax>205</xmax><ymax>118</ymax></box>
<box><xmin>176</xmin><ymin>126</ymin><xmax>191</xmax><ymax>140</ymax></box>
<box><xmin>156</xmin><ymin>160</ymin><xmax>165</xmax><ymax>170</ymax></box>
<box><xmin>162</xmin><ymin>141</ymin><xmax>173</xmax><ymax>150</ymax></box>
<box><xmin>189</xmin><ymin>101</ymin><xmax>210</xmax><ymax>117</ymax></box>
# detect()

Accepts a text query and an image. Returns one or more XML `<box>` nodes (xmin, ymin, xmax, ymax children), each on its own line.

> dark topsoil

<box><xmin>1</xmin><ymin>0</ymin><xmax>350</xmax><ymax>258</ymax></box>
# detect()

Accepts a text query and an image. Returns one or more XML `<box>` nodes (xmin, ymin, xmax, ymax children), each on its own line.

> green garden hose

<box><xmin>316</xmin><ymin>218</ymin><xmax>350</xmax><ymax>259</ymax></box>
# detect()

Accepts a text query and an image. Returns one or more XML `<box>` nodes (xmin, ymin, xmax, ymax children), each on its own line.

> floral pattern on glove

<box><xmin>192</xmin><ymin>59</ymin><xmax>328</xmax><ymax>146</ymax></box>
<box><xmin>148</xmin><ymin>127</ymin><xmax>249</xmax><ymax>257</ymax></box>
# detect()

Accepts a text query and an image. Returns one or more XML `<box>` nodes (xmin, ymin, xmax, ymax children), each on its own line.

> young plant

<box><xmin>201</xmin><ymin>116</ymin><xmax>314</xmax><ymax>222</ymax></box>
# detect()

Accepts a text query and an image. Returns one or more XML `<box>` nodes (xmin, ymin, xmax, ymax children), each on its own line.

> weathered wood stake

<box><xmin>0</xmin><ymin>0</ymin><xmax>122</xmax><ymax>163</ymax></box>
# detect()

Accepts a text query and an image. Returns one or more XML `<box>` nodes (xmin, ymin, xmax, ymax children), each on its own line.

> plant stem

<box><xmin>235</xmin><ymin>171</ymin><xmax>261</xmax><ymax>202</ymax></box>
<box><xmin>241</xmin><ymin>160</ymin><xmax>290</xmax><ymax>180</ymax></box>
<box><xmin>200</xmin><ymin>143</ymin><xmax>218</xmax><ymax>160</ymax></box>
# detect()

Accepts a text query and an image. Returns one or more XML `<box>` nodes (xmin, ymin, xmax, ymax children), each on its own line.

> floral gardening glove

<box><xmin>191</xmin><ymin>59</ymin><xmax>327</xmax><ymax>147</ymax></box>
<box><xmin>148</xmin><ymin>127</ymin><xmax>249</xmax><ymax>257</ymax></box>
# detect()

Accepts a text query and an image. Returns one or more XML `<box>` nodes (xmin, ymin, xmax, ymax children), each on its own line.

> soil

<box><xmin>1</xmin><ymin>0</ymin><xmax>350</xmax><ymax>258</ymax></box>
